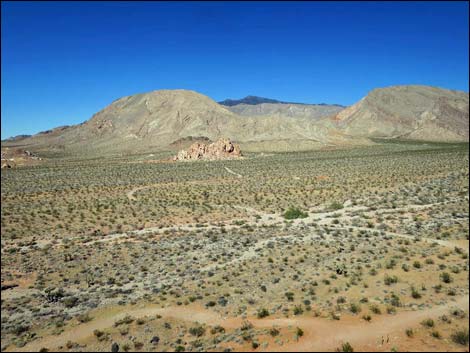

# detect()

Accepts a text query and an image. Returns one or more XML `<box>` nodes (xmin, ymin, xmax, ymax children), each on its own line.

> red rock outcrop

<box><xmin>173</xmin><ymin>138</ymin><xmax>242</xmax><ymax>161</ymax></box>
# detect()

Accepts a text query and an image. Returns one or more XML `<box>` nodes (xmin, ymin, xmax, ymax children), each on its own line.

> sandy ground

<box><xmin>9</xmin><ymin>295</ymin><xmax>469</xmax><ymax>352</ymax></box>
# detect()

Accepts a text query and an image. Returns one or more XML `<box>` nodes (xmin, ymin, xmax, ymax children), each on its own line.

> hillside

<box><xmin>2</xmin><ymin>85</ymin><xmax>468</xmax><ymax>157</ymax></box>
<box><xmin>326</xmin><ymin>85</ymin><xmax>469</xmax><ymax>142</ymax></box>
<box><xmin>2</xmin><ymin>90</ymin><xmax>361</xmax><ymax>156</ymax></box>
<box><xmin>225</xmin><ymin>102</ymin><xmax>344</xmax><ymax>120</ymax></box>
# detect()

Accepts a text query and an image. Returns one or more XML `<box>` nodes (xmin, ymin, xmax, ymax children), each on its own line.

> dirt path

<box><xmin>224</xmin><ymin>166</ymin><xmax>242</xmax><ymax>178</ymax></box>
<box><xmin>126</xmin><ymin>165</ymin><xmax>244</xmax><ymax>201</ymax></box>
<box><xmin>126</xmin><ymin>184</ymin><xmax>159</xmax><ymax>201</ymax></box>
<box><xmin>12</xmin><ymin>295</ymin><xmax>469</xmax><ymax>352</ymax></box>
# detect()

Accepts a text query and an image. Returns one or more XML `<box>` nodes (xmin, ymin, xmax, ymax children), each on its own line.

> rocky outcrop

<box><xmin>173</xmin><ymin>138</ymin><xmax>242</xmax><ymax>161</ymax></box>
<box><xmin>1</xmin><ymin>148</ymin><xmax>42</xmax><ymax>168</ymax></box>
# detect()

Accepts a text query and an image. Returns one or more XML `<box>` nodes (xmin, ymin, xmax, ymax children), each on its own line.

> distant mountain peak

<box><xmin>218</xmin><ymin>96</ymin><xmax>282</xmax><ymax>106</ymax></box>
<box><xmin>218</xmin><ymin>95</ymin><xmax>345</xmax><ymax>107</ymax></box>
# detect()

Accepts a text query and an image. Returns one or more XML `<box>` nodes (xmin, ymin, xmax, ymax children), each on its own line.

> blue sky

<box><xmin>1</xmin><ymin>1</ymin><xmax>469</xmax><ymax>139</ymax></box>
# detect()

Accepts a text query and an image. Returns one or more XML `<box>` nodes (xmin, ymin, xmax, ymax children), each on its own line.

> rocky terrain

<box><xmin>2</xmin><ymin>85</ymin><xmax>467</xmax><ymax>158</ymax></box>
<box><xmin>173</xmin><ymin>138</ymin><xmax>242</xmax><ymax>161</ymax></box>
<box><xmin>1</xmin><ymin>148</ymin><xmax>42</xmax><ymax>169</ymax></box>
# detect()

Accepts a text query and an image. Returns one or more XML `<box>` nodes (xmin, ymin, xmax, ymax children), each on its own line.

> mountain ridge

<box><xmin>2</xmin><ymin>85</ymin><xmax>468</xmax><ymax>156</ymax></box>
<box><xmin>218</xmin><ymin>95</ymin><xmax>346</xmax><ymax>107</ymax></box>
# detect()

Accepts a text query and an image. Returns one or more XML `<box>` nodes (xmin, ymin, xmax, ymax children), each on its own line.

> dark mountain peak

<box><xmin>219</xmin><ymin>96</ymin><xmax>282</xmax><ymax>106</ymax></box>
<box><xmin>219</xmin><ymin>95</ymin><xmax>346</xmax><ymax>107</ymax></box>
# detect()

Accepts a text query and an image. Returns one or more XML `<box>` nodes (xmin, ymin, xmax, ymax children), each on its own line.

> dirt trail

<box><xmin>126</xmin><ymin>184</ymin><xmax>159</xmax><ymax>201</ymax></box>
<box><xmin>12</xmin><ymin>295</ymin><xmax>469</xmax><ymax>352</ymax></box>
<box><xmin>7</xmin><ymin>198</ymin><xmax>468</xmax><ymax>352</ymax></box>
<box><xmin>126</xmin><ymin>165</ymin><xmax>244</xmax><ymax>201</ymax></box>
<box><xmin>224</xmin><ymin>166</ymin><xmax>242</xmax><ymax>178</ymax></box>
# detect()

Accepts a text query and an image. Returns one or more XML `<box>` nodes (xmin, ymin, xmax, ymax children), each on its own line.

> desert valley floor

<box><xmin>1</xmin><ymin>140</ymin><xmax>469</xmax><ymax>352</ymax></box>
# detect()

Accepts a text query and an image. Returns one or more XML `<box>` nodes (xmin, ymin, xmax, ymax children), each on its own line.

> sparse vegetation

<box><xmin>1</xmin><ymin>142</ymin><xmax>468</xmax><ymax>352</ymax></box>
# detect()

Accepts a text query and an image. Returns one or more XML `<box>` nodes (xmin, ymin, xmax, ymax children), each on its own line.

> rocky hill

<box><xmin>2</xmin><ymin>89</ymin><xmax>360</xmax><ymax>155</ymax></box>
<box><xmin>325</xmin><ymin>85</ymin><xmax>469</xmax><ymax>142</ymax></box>
<box><xmin>2</xmin><ymin>85</ymin><xmax>467</xmax><ymax>157</ymax></box>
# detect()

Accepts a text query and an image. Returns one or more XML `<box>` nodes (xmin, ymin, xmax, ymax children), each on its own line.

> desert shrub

<box><xmin>370</xmin><ymin>304</ymin><xmax>381</xmax><ymax>314</ymax></box>
<box><xmin>283</xmin><ymin>207</ymin><xmax>308</xmax><ymax>220</ymax></box>
<box><xmin>293</xmin><ymin>305</ymin><xmax>304</xmax><ymax>315</ymax></box>
<box><xmin>421</xmin><ymin>318</ymin><xmax>435</xmax><ymax>328</ymax></box>
<box><xmin>411</xmin><ymin>286</ymin><xmax>422</xmax><ymax>299</ymax></box>
<box><xmin>63</xmin><ymin>296</ymin><xmax>79</xmax><ymax>308</ymax></box>
<box><xmin>338</xmin><ymin>342</ymin><xmax>354</xmax><ymax>352</ymax></box>
<box><xmin>210</xmin><ymin>325</ymin><xmax>225</xmax><ymax>334</ymax></box>
<box><xmin>349</xmin><ymin>303</ymin><xmax>361</xmax><ymax>314</ymax></box>
<box><xmin>440</xmin><ymin>272</ymin><xmax>452</xmax><ymax>283</ymax></box>
<box><xmin>114</xmin><ymin>315</ymin><xmax>134</xmax><ymax>327</ymax></box>
<box><xmin>384</xmin><ymin>274</ymin><xmax>398</xmax><ymax>285</ymax></box>
<box><xmin>451</xmin><ymin>329</ymin><xmax>469</xmax><ymax>345</ymax></box>
<box><xmin>269</xmin><ymin>327</ymin><xmax>280</xmax><ymax>336</ymax></box>
<box><xmin>329</xmin><ymin>202</ymin><xmax>344</xmax><ymax>210</ymax></box>
<box><xmin>189</xmin><ymin>324</ymin><xmax>206</xmax><ymax>337</ymax></box>
<box><xmin>285</xmin><ymin>292</ymin><xmax>294</xmax><ymax>301</ymax></box>
<box><xmin>390</xmin><ymin>293</ymin><xmax>401</xmax><ymax>307</ymax></box>
<box><xmin>257</xmin><ymin>308</ymin><xmax>269</xmax><ymax>318</ymax></box>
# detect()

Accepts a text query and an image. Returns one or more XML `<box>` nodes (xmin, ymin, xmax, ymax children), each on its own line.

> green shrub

<box><xmin>421</xmin><ymin>318</ymin><xmax>435</xmax><ymax>328</ymax></box>
<box><xmin>293</xmin><ymin>305</ymin><xmax>304</xmax><ymax>315</ymax></box>
<box><xmin>329</xmin><ymin>202</ymin><xmax>344</xmax><ymax>211</ymax></box>
<box><xmin>189</xmin><ymin>324</ymin><xmax>206</xmax><ymax>337</ymax></box>
<box><xmin>283</xmin><ymin>207</ymin><xmax>308</xmax><ymax>220</ymax></box>
<box><xmin>411</xmin><ymin>286</ymin><xmax>422</xmax><ymax>299</ymax></box>
<box><xmin>339</xmin><ymin>342</ymin><xmax>354</xmax><ymax>352</ymax></box>
<box><xmin>257</xmin><ymin>308</ymin><xmax>269</xmax><ymax>318</ymax></box>
<box><xmin>451</xmin><ymin>329</ymin><xmax>469</xmax><ymax>345</ymax></box>
<box><xmin>384</xmin><ymin>274</ymin><xmax>398</xmax><ymax>285</ymax></box>
<box><xmin>349</xmin><ymin>303</ymin><xmax>361</xmax><ymax>314</ymax></box>
<box><xmin>440</xmin><ymin>272</ymin><xmax>452</xmax><ymax>283</ymax></box>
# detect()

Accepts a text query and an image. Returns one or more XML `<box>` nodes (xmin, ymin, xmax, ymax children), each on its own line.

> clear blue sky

<box><xmin>1</xmin><ymin>1</ymin><xmax>469</xmax><ymax>139</ymax></box>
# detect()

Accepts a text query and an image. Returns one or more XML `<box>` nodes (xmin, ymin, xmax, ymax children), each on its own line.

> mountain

<box><xmin>326</xmin><ymin>85</ymin><xmax>469</xmax><ymax>142</ymax></box>
<box><xmin>2</xmin><ymin>85</ymin><xmax>467</xmax><ymax>157</ymax></box>
<box><xmin>3</xmin><ymin>134</ymin><xmax>32</xmax><ymax>142</ymax></box>
<box><xmin>2</xmin><ymin>90</ymin><xmax>361</xmax><ymax>156</ymax></box>
<box><xmin>219</xmin><ymin>95</ymin><xmax>346</xmax><ymax>121</ymax></box>
<box><xmin>219</xmin><ymin>96</ymin><xmax>284</xmax><ymax>106</ymax></box>
<box><xmin>219</xmin><ymin>95</ymin><xmax>345</xmax><ymax>107</ymax></box>
<box><xmin>225</xmin><ymin>102</ymin><xmax>344</xmax><ymax>120</ymax></box>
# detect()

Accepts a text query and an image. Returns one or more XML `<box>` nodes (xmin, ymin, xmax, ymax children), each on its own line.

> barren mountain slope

<box><xmin>1</xmin><ymin>90</ymin><xmax>364</xmax><ymax>155</ymax></box>
<box><xmin>224</xmin><ymin>102</ymin><xmax>344</xmax><ymax>120</ymax></box>
<box><xmin>325</xmin><ymin>85</ymin><xmax>469</xmax><ymax>142</ymax></box>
